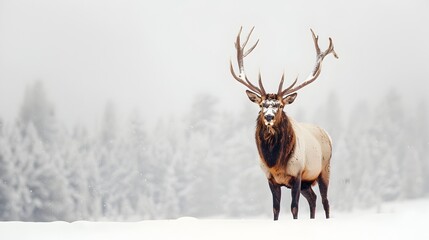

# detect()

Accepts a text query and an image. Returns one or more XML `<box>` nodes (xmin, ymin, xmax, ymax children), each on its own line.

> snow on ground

<box><xmin>1</xmin><ymin>198</ymin><xmax>428</xmax><ymax>240</ymax></box>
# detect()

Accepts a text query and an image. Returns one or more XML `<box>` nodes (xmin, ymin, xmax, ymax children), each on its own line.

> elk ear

<box><xmin>245</xmin><ymin>90</ymin><xmax>262</xmax><ymax>104</ymax></box>
<box><xmin>282</xmin><ymin>93</ymin><xmax>298</xmax><ymax>105</ymax></box>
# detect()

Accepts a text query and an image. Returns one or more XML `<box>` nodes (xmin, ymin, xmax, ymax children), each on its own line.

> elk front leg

<box><xmin>291</xmin><ymin>175</ymin><xmax>302</xmax><ymax>219</ymax></box>
<box><xmin>268</xmin><ymin>179</ymin><xmax>281</xmax><ymax>221</ymax></box>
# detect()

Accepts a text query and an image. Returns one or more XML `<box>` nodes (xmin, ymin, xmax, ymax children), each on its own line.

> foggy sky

<box><xmin>0</xmin><ymin>0</ymin><xmax>428</xmax><ymax>129</ymax></box>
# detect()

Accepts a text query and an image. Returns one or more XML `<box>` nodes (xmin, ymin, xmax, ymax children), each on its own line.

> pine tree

<box><xmin>314</xmin><ymin>91</ymin><xmax>343</xmax><ymax>141</ymax></box>
<box><xmin>123</xmin><ymin>111</ymin><xmax>150</xmax><ymax>219</ymax></box>
<box><xmin>95</xmin><ymin>102</ymin><xmax>119</xmax><ymax>218</ymax></box>
<box><xmin>181</xmin><ymin>94</ymin><xmax>221</xmax><ymax>217</ymax></box>
<box><xmin>0</xmin><ymin>123</ymin><xmax>19</xmax><ymax>219</ymax></box>
<box><xmin>60</xmin><ymin>126</ymin><xmax>95</xmax><ymax>220</ymax></box>
<box><xmin>17</xmin><ymin>123</ymin><xmax>71</xmax><ymax>221</ymax></box>
<box><xmin>371</xmin><ymin>89</ymin><xmax>404</xmax><ymax>202</ymax></box>
<box><xmin>19</xmin><ymin>81</ymin><xmax>57</xmax><ymax>143</ymax></box>
<box><xmin>413</xmin><ymin>100</ymin><xmax>429</xmax><ymax>195</ymax></box>
<box><xmin>222</xmin><ymin>105</ymin><xmax>268</xmax><ymax>217</ymax></box>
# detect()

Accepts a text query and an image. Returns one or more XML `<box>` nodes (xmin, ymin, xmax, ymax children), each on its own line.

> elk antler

<box><xmin>230</xmin><ymin>27</ymin><xmax>266</xmax><ymax>96</ymax></box>
<box><xmin>279</xmin><ymin>29</ymin><xmax>338</xmax><ymax>97</ymax></box>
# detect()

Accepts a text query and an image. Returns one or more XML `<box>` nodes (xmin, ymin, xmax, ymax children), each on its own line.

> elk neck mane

<box><xmin>255</xmin><ymin>111</ymin><xmax>296</xmax><ymax>168</ymax></box>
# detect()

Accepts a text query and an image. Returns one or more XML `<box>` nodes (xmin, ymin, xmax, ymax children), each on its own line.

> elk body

<box><xmin>230</xmin><ymin>27</ymin><xmax>338</xmax><ymax>220</ymax></box>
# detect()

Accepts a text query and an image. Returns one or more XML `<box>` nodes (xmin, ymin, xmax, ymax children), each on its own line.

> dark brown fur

<box><xmin>255</xmin><ymin>96</ymin><xmax>296</xmax><ymax>169</ymax></box>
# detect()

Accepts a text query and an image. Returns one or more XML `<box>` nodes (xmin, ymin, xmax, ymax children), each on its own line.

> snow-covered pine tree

<box><xmin>96</xmin><ymin>101</ymin><xmax>121</xmax><ymax>218</ymax></box>
<box><xmin>18</xmin><ymin>123</ymin><xmax>71</xmax><ymax>221</ymax></box>
<box><xmin>125</xmin><ymin>111</ymin><xmax>152</xmax><ymax>219</ymax></box>
<box><xmin>0</xmin><ymin>123</ymin><xmax>19</xmax><ymax>220</ymax></box>
<box><xmin>19</xmin><ymin>81</ymin><xmax>57</xmax><ymax>143</ymax></box>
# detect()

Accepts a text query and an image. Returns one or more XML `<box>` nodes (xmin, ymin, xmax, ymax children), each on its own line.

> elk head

<box><xmin>230</xmin><ymin>27</ymin><xmax>338</xmax><ymax>127</ymax></box>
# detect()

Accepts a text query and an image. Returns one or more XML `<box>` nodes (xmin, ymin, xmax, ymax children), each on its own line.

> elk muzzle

<box><xmin>263</xmin><ymin>109</ymin><xmax>277</xmax><ymax>126</ymax></box>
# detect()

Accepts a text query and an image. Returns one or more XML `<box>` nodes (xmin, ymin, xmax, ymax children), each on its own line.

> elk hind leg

<box><xmin>317</xmin><ymin>175</ymin><xmax>330</xmax><ymax>219</ymax></box>
<box><xmin>301</xmin><ymin>182</ymin><xmax>317</xmax><ymax>219</ymax></box>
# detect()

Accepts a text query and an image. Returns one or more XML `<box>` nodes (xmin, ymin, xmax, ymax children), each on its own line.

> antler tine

<box><xmin>277</xmin><ymin>72</ymin><xmax>298</xmax><ymax>96</ymax></box>
<box><xmin>242</xmin><ymin>26</ymin><xmax>255</xmax><ymax>49</ymax></box>
<box><xmin>281</xmin><ymin>29</ymin><xmax>338</xmax><ymax>96</ymax></box>
<box><xmin>234</xmin><ymin>27</ymin><xmax>244</xmax><ymax>71</ymax></box>
<box><xmin>230</xmin><ymin>27</ymin><xmax>265</xmax><ymax>95</ymax></box>
<box><xmin>280</xmin><ymin>75</ymin><xmax>298</xmax><ymax>96</ymax></box>
<box><xmin>277</xmin><ymin>73</ymin><xmax>285</xmax><ymax>96</ymax></box>
<box><xmin>244</xmin><ymin>39</ymin><xmax>259</xmax><ymax>57</ymax></box>
<box><xmin>258</xmin><ymin>71</ymin><xmax>266</xmax><ymax>96</ymax></box>
<box><xmin>230</xmin><ymin>60</ymin><xmax>261</xmax><ymax>94</ymax></box>
<box><xmin>327</xmin><ymin>37</ymin><xmax>338</xmax><ymax>59</ymax></box>
<box><xmin>242</xmin><ymin>26</ymin><xmax>260</xmax><ymax>58</ymax></box>
<box><xmin>311</xmin><ymin>29</ymin><xmax>321</xmax><ymax>56</ymax></box>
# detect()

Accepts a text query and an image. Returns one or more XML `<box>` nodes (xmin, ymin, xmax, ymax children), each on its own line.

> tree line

<box><xmin>0</xmin><ymin>81</ymin><xmax>427</xmax><ymax>221</ymax></box>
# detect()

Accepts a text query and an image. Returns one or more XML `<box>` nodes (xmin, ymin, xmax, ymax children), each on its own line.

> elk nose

<box><xmin>265</xmin><ymin>115</ymin><xmax>274</xmax><ymax>122</ymax></box>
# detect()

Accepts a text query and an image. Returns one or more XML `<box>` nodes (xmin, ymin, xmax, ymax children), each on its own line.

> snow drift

<box><xmin>1</xmin><ymin>198</ymin><xmax>428</xmax><ymax>240</ymax></box>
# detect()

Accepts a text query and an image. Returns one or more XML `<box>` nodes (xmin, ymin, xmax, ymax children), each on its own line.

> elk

<box><xmin>230</xmin><ymin>27</ymin><xmax>338</xmax><ymax>220</ymax></box>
